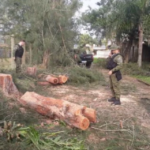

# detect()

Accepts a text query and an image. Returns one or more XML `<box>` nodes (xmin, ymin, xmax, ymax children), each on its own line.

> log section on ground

<box><xmin>26</xmin><ymin>66</ymin><xmax>37</xmax><ymax>76</ymax></box>
<box><xmin>0</xmin><ymin>74</ymin><xmax>19</xmax><ymax>98</ymax></box>
<box><xmin>39</xmin><ymin>74</ymin><xmax>68</xmax><ymax>85</ymax></box>
<box><xmin>20</xmin><ymin>92</ymin><xmax>96</xmax><ymax>130</ymax></box>
<box><xmin>45</xmin><ymin>75</ymin><xmax>59</xmax><ymax>85</ymax></box>
<box><xmin>58</xmin><ymin>75</ymin><xmax>68</xmax><ymax>84</ymax></box>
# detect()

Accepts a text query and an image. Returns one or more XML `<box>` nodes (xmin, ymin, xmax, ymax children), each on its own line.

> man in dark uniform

<box><xmin>107</xmin><ymin>46</ymin><xmax>123</xmax><ymax>105</ymax></box>
<box><xmin>14</xmin><ymin>40</ymin><xmax>25</xmax><ymax>76</ymax></box>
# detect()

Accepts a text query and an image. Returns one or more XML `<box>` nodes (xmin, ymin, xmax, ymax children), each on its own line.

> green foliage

<box><xmin>82</xmin><ymin>0</ymin><xmax>150</xmax><ymax>67</ymax></box>
<box><xmin>68</xmin><ymin>66</ymin><xmax>105</xmax><ymax>85</ymax></box>
<box><xmin>122</xmin><ymin>63</ymin><xmax>147</xmax><ymax>75</ymax></box>
<box><xmin>93</xmin><ymin>58</ymin><xmax>107</xmax><ymax>68</ymax></box>
<box><xmin>78</xmin><ymin>34</ymin><xmax>97</xmax><ymax>47</ymax></box>
<box><xmin>136</xmin><ymin>75</ymin><xmax>150</xmax><ymax>84</ymax></box>
<box><xmin>0</xmin><ymin>0</ymin><xmax>82</xmax><ymax>67</ymax></box>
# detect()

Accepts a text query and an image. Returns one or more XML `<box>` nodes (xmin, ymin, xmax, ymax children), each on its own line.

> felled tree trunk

<box><xmin>0</xmin><ymin>74</ymin><xmax>19</xmax><ymax>98</ymax></box>
<box><xmin>45</xmin><ymin>75</ymin><xmax>68</xmax><ymax>85</ymax></box>
<box><xmin>26</xmin><ymin>66</ymin><xmax>37</xmax><ymax>76</ymax></box>
<box><xmin>45</xmin><ymin>75</ymin><xmax>59</xmax><ymax>85</ymax></box>
<box><xmin>58</xmin><ymin>75</ymin><xmax>68</xmax><ymax>84</ymax></box>
<box><xmin>20</xmin><ymin>92</ymin><xmax>96</xmax><ymax>130</ymax></box>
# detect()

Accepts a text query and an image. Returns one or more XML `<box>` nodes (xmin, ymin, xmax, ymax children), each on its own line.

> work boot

<box><xmin>108</xmin><ymin>97</ymin><xmax>116</xmax><ymax>102</ymax></box>
<box><xmin>112</xmin><ymin>98</ymin><xmax>121</xmax><ymax>105</ymax></box>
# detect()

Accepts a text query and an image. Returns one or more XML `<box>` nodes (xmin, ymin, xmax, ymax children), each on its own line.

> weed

<box><xmin>67</xmin><ymin>66</ymin><xmax>106</xmax><ymax>86</ymax></box>
<box><xmin>93</xmin><ymin>58</ymin><xmax>107</xmax><ymax>68</ymax></box>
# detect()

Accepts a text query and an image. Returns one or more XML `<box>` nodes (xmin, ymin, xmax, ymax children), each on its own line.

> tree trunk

<box><xmin>29</xmin><ymin>44</ymin><xmax>32</xmax><ymax>65</ymax></box>
<box><xmin>45</xmin><ymin>75</ymin><xmax>59</xmax><ymax>84</ymax></box>
<box><xmin>42</xmin><ymin>51</ymin><xmax>49</xmax><ymax>68</ymax></box>
<box><xmin>20</xmin><ymin>92</ymin><xmax>96</xmax><ymax>130</ymax></box>
<box><xmin>138</xmin><ymin>24</ymin><xmax>143</xmax><ymax>67</ymax></box>
<box><xmin>11</xmin><ymin>34</ymin><xmax>15</xmax><ymax>69</ymax></box>
<box><xmin>45</xmin><ymin>75</ymin><xmax>68</xmax><ymax>84</ymax></box>
<box><xmin>22</xmin><ymin>45</ymin><xmax>26</xmax><ymax>65</ymax></box>
<box><xmin>0</xmin><ymin>74</ymin><xmax>19</xmax><ymax>98</ymax></box>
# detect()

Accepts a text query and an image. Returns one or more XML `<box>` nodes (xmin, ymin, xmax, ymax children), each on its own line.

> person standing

<box><xmin>107</xmin><ymin>46</ymin><xmax>123</xmax><ymax>105</ymax></box>
<box><xmin>14</xmin><ymin>40</ymin><xmax>25</xmax><ymax>76</ymax></box>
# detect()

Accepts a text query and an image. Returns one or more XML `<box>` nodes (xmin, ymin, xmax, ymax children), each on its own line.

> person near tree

<box><xmin>107</xmin><ymin>46</ymin><xmax>123</xmax><ymax>105</ymax></box>
<box><xmin>14</xmin><ymin>40</ymin><xmax>25</xmax><ymax>76</ymax></box>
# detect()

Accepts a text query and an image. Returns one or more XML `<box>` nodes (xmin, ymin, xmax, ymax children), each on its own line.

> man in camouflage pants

<box><xmin>107</xmin><ymin>46</ymin><xmax>123</xmax><ymax>105</ymax></box>
<box><xmin>14</xmin><ymin>40</ymin><xmax>25</xmax><ymax>77</ymax></box>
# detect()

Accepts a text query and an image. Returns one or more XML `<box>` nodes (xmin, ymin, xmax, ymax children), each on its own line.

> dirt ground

<box><xmin>43</xmin><ymin>69</ymin><xmax>150</xmax><ymax>138</ymax></box>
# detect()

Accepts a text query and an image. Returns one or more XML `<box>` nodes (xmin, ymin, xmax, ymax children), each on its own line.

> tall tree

<box><xmin>82</xmin><ymin>0</ymin><xmax>150</xmax><ymax>67</ymax></box>
<box><xmin>0</xmin><ymin>0</ymin><xmax>82</xmax><ymax>67</ymax></box>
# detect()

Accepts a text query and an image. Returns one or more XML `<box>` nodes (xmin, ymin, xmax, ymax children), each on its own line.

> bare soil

<box><xmin>44</xmin><ymin>69</ymin><xmax>150</xmax><ymax>135</ymax></box>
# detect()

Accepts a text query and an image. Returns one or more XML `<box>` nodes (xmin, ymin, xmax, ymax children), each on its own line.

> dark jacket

<box><xmin>15</xmin><ymin>44</ymin><xmax>24</xmax><ymax>58</ymax></box>
<box><xmin>106</xmin><ymin>53</ymin><xmax>122</xmax><ymax>81</ymax></box>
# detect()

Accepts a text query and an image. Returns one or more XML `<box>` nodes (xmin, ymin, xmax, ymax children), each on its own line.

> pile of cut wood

<box><xmin>20</xmin><ymin>92</ymin><xmax>96</xmax><ymax>130</ymax></box>
<box><xmin>0</xmin><ymin>73</ymin><xmax>96</xmax><ymax>130</ymax></box>
<box><xmin>37</xmin><ymin>74</ymin><xmax>68</xmax><ymax>85</ymax></box>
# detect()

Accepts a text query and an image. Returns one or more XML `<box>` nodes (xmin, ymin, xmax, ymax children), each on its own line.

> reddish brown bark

<box><xmin>45</xmin><ymin>75</ymin><xmax>59</xmax><ymax>85</ymax></box>
<box><xmin>45</xmin><ymin>75</ymin><xmax>68</xmax><ymax>85</ymax></box>
<box><xmin>37</xmin><ymin>81</ymin><xmax>50</xmax><ymax>86</ymax></box>
<box><xmin>20</xmin><ymin>92</ymin><xmax>96</xmax><ymax>130</ymax></box>
<box><xmin>0</xmin><ymin>74</ymin><xmax>19</xmax><ymax>98</ymax></box>
<box><xmin>58</xmin><ymin>75</ymin><xmax>68</xmax><ymax>84</ymax></box>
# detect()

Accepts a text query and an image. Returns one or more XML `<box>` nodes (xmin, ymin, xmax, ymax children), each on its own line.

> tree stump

<box><xmin>0</xmin><ymin>74</ymin><xmax>19</xmax><ymax>98</ymax></box>
<box><xmin>20</xmin><ymin>92</ymin><xmax>96</xmax><ymax>130</ymax></box>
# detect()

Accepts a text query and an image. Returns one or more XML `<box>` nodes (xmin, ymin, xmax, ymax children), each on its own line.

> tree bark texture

<box><xmin>0</xmin><ymin>74</ymin><xmax>19</xmax><ymax>98</ymax></box>
<box><xmin>42</xmin><ymin>51</ymin><xmax>49</xmax><ymax>68</ymax></box>
<box><xmin>138</xmin><ymin>24</ymin><xmax>143</xmax><ymax>67</ymax></box>
<box><xmin>20</xmin><ymin>92</ymin><xmax>96</xmax><ymax>130</ymax></box>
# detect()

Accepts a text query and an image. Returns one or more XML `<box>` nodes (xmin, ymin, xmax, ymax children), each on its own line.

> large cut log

<box><xmin>38</xmin><ymin>74</ymin><xmax>68</xmax><ymax>85</ymax></box>
<box><xmin>58</xmin><ymin>75</ymin><xmax>68</xmax><ymax>84</ymax></box>
<box><xmin>45</xmin><ymin>75</ymin><xmax>59</xmax><ymax>85</ymax></box>
<box><xmin>0</xmin><ymin>74</ymin><xmax>19</xmax><ymax>98</ymax></box>
<box><xmin>20</xmin><ymin>92</ymin><xmax>96</xmax><ymax>130</ymax></box>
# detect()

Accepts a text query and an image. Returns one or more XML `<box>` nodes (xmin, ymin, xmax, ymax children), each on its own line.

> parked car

<box><xmin>78</xmin><ymin>53</ymin><xmax>93</xmax><ymax>68</ymax></box>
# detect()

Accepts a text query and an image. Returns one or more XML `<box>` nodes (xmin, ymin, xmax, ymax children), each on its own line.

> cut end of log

<box><xmin>20</xmin><ymin>92</ymin><xmax>95</xmax><ymax>130</ymax></box>
<box><xmin>58</xmin><ymin>75</ymin><xmax>68</xmax><ymax>84</ymax></box>
<box><xmin>83</xmin><ymin>108</ymin><xmax>96</xmax><ymax>123</ymax></box>
<box><xmin>76</xmin><ymin>115</ymin><xmax>90</xmax><ymax>130</ymax></box>
<box><xmin>81</xmin><ymin>117</ymin><xmax>90</xmax><ymax>130</ymax></box>
<box><xmin>53</xmin><ymin>79</ymin><xmax>59</xmax><ymax>84</ymax></box>
<box><xmin>46</xmin><ymin>76</ymin><xmax>59</xmax><ymax>84</ymax></box>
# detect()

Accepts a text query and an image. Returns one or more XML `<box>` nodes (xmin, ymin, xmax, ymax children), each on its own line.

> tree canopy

<box><xmin>82</xmin><ymin>0</ymin><xmax>150</xmax><ymax>67</ymax></box>
<box><xmin>0</xmin><ymin>0</ymin><xmax>82</xmax><ymax>67</ymax></box>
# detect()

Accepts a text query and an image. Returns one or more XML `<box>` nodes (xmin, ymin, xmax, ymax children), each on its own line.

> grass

<box><xmin>121</xmin><ymin>83</ymin><xmax>137</xmax><ymax>95</ymax></box>
<box><xmin>0</xmin><ymin>61</ymin><xmax>150</xmax><ymax>150</ymax></box>
<box><xmin>67</xmin><ymin>66</ymin><xmax>106</xmax><ymax>86</ymax></box>
<box><xmin>93</xmin><ymin>58</ymin><xmax>107</xmax><ymax>69</ymax></box>
<box><xmin>134</xmin><ymin>75</ymin><xmax>150</xmax><ymax>85</ymax></box>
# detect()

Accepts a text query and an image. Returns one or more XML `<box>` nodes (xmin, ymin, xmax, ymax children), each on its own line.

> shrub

<box><xmin>68</xmin><ymin>66</ymin><xmax>105</xmax><ymax>85</ymax></box>
<box><xmin>122</xmin><ymin>63</ymin><xmax>148</xmax><ymax>76</ymax></box>
<box><xmin>93</xmin><ymin>58</ymin><xmax>107</xmax><ymax>68</ymax></box>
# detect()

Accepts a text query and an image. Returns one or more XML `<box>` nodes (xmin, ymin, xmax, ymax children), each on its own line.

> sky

<box><xmin>80</xmin><ymin>0</ymin><xmax>99</xmax><ymax>13</ymax></box>
<box><xmin>76</xmin><ymin>0</ymin><xmax>100</xmax><ymax>34</ymax></box>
